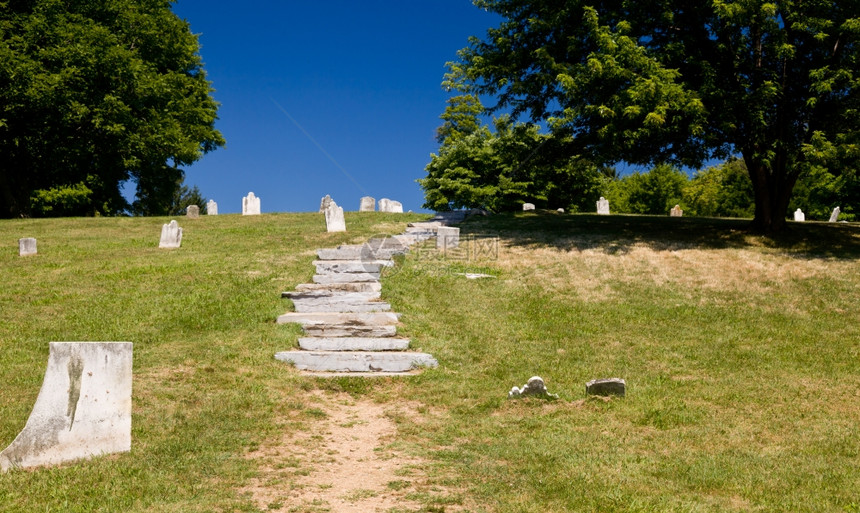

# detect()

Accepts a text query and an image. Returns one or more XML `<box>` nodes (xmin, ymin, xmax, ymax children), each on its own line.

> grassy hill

<box><xmin>1</xmin><ymin>212</ymin><xmax>858</xmax><ymax>512</ymax></box>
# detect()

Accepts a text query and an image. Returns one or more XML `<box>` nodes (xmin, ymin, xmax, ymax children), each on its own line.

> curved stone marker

<box><xmin>0</xmin><ymin>342</ymin><xmax>132</xmax><ymax>472</ymax></box>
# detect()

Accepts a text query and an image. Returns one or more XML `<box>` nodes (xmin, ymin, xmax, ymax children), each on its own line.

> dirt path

<box><xmin>243</xmin><ymin>391</ymin><xmax>457</xmax><ymax>513</ymax></box>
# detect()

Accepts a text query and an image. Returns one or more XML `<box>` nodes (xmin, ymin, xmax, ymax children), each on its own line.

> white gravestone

<box><xmin>522</xmin><ymin>203</ymin><xmax>535</xmax><ymax>211</ymax></box>
<box><xmin>319</xmin><ymin>194</ymin><xmax>332</xmax><ymax>213</ymax></box>
<box><xmin>597</xmin><ymin>197</ymin><xmax>610</xmax><ymax>215</ymax></box>
<box><xmin>186</xmin><ymin>205</ymin><xmax>199</xmax><ymax>219</ymax></box>
<box><xmin>242</xmin><ymin>192</ymin><xmax>261</xmax><ymax>215</ymax></box>
<box><xmin>359</xmin><ymin>196</ymin><xmax>376</xmax><ymax>212</ymax></box>
<box><xmin>0</xmin><ymin>342</ymin><xmax>132</xmax><ymax>472</ymax></box>
<box><xmin>378</xmin><ymin>198</ymin><xmax>403</xmax><ymax>213</ymax></box>
<box><xmin>158</xmin><ymin>220</ymin><xmax>182</xmax><ymax>248</ymax></box>
<box><xmin>794</xmin><ymin>208</ymin><xmax>805</xmax><ymax>222</ymax></box>
<box><xmin>829</xmin><ymin>206</ymin><xmax>841</xmax><ymax>222</ymax></box>
<box><xmin>670</xmin><ymin>205</ymin><xmax>683</xmax><ymax>217</ymax></box>
<box><xmin>436</xmin><ymin>226</ymin><xmax>460</xmax><ymax>250</ymax></box>
<box><xmin>324</xmin><ymin>201</ymin><xmax>346</xmax><ymax>232</ymax></box>
<box><xmin>19</xmin><ymin>238</ymin><xmax>37</xmax><ymax>256</ymax></box>
<box><xmin>207</xmin><ymin>200</ymin><xmax>218</xmax><ymax>215</ymax></box>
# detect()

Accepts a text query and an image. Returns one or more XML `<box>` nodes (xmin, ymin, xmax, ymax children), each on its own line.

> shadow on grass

<box><xmin>459</xmin><ymin>211</ymin><xmax>860</xmax><ymax>260</ymax></box>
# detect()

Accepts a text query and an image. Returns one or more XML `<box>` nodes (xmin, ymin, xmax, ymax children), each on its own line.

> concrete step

<box><xmin>312</xmin><ymin>273</ymin><xmax>380</xmax><ymax>284</ymax></box>
<box><xmin>313</xmin><ymin>260</ymin><xmax>393</xmax><ymax>274</ymax></box>
<box><xmin>275</xmin><ymin>351</ymin><xmax>438</xmax><ymax>372</ymax></box>
<box><xmin>291</xmin><ymin>301</ymin><xmax>391</xmax><ymax>313</ymax></box>
<box><xmin>277</xmin><ymin>311</ymin><xmax>400</xmax><ymax>326</ymax></box>
<box><xmin>292</xmin><ymin>282</ymin><xmax>382</xmax><ymax>293</ymax></box>
<box><xmin>302</xmin><ymin>325</ymin><xmax>397</xmax><ymax>337</ymax></box>
<box><xmin>297</xmin><ymin>337</ymin><xmax>409</xmax><ymax>351</ymax></box>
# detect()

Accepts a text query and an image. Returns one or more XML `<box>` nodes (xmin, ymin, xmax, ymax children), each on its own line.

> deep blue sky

<box><xmin>166</xmin><ymin>1</ymin><xmax>502</xmax><ymax>214</ymax></box>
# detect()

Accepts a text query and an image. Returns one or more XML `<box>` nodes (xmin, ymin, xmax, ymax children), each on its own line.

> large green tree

<box><xmin>447</xmin><ymin>0</ymin><xmax>859</xmax><ymax>231</ymax></box>
<box><xmin>0</xmin><ymin>0</ymin><xmax>224</xmax><ymax>218</ymax></box>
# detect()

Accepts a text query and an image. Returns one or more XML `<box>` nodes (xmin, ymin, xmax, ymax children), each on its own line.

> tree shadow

<box><xmin>459</xmin><ymin>211</ymin><xmax>860</xmax><ymax>260</ymax></box>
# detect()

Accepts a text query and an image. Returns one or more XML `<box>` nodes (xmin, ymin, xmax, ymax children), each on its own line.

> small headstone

<box><xmin>186</xmin><ymin>205</ymin><xmax>200</xmax><ymax>219</ymax></box>
<box><xmin>586</xmin><ymin>378</ymin><xmax>626</xmax><ymax>397</ymax></box>
<box><xmin>18</xmin><ymin>238</ymin><xmax>37</xmax><ymax>256</ymax></box>
<box><xmin>319</xmin><ymin>194</ymin><xmax>332</xmax><ymax>213</ymax></box>
<box><xmin>597</xmin><ymin>197</ymin><xmax>610</xmax><ymax>215</ymax></box>
<box><xmin>670</xmin><ymin>205</ymin><xmax>683</xmax><ymax>217</ymax></box>
<box><xmin>207</xmin><ymin>200</ymin><xmax>218</xmax><ymax>215</ymax></box>
<box><xmin>508</xmin><ymin>376</ymin><xmax>559</xmax><ymax>399</ymax></box>
<box><xmin>359</xmin><ymin>196</ymin><xmax>376</xmax><ymax>212</ymax></box>
<box><xmin>378</xmin><ymin>198</ymin><xmax>404</xmax><ymax>213</ymax></box>
<box><xmin>324</xmin><ymin>201</ymin><xmax>346</xmax><ymax>232</ymax></box>
<box><xmin>242</xmin><ymin>192</ymin><xmax>261</xmax><ymax>215</ymax></box>
<box><xmin>794</xmin><ymin>208</ymin><xmax>805</xmax><ymax>222</ymax></box>
<box><xmin>436</xmin><ymin>226</ymin><xmax>460</xmax><ymax>250</ymax></box>
<box><xmin>158</xmin><ymin>220</ymin><xmax>182</xmax><ymax>248</ymax></box>
<box><xmin>522</xmin><ymin>203</ymin><xmax>535</xmax><ymax>211</ymax></box>
<box><xmin>557</xmin><ymin>208</ymin><xmax>565</xmax><ymax>213</ymax></box>
<box><xmin>829</xmin><ymin>206</ymin><xmax>841</xmax><ymax>222</ymax></box>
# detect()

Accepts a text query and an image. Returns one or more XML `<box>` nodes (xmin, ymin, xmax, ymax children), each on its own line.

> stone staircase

<box><xmin>275</xmin><ymin>213</ymin><xmax>464</xmax><ymax>375</ymax></box>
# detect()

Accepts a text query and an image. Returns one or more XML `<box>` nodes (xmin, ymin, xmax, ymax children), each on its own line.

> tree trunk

<box><xmin>744</xmin><ymin>153</ymin><xmax>797</xmax><ymax>232</ymax></box>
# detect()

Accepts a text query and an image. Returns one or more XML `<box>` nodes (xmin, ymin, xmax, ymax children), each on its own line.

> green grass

<box><xmin>1</xmin><ymin>211</ymin><xmax>859</xmax><ymax>512</ymax></box>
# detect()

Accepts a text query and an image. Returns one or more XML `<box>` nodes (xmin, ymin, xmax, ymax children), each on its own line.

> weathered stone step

<box><xmin>312</xmin><ymin>273</ymin><xmax>380</xmax><ymax>284</ymax></box>
<box><xmin>297</xmin><ymin>337</ymin><xmax>409</xmax><ymax>351</ymax></box>
<box><xmin>277</xmin><ymin>312</ymin><xmax>400</xmax><ymax>326</ymax></box>
<box><xmin>275</xmin><ymin>351</ymin><xmax>438</xmax><ymax>372</ymax></box>
<box><xmin>302</xmin><ymin>325</ymin><xmax>397</xmax><ymax>337</ymax></box>
<box><xmin>292</xmin><ymin>282</ymin><xmax>382</xmax><ymax>293</ymax></box>
<box><xmin>313</xmin><ymin>260</ymin><xmax>393</xmax><ymax>274</ymax></box>
<box><xmin>407</xmin><ymin>221</ymin><xmax>443</xmax><ymax>229</ymax></box>
<box><xmin>291</xmin><ymin>301</ymin><xmax>391</xmax><ymax>313</ymax></box>
<box><xmin>316</xmin><ymin>245</ymin><xmax>407</xmax><ymax>261</ymax></box>
<box><xmin>283</xmin><ymin>291</ymin><xmax>381</xmax><ymax>301</ymax></box>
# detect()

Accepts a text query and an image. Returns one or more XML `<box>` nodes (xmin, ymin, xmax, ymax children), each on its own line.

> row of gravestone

<box><xmin>794</xmin><ymin>206</ymin><xmax>845</xmax><ymax>223</ymax></box>
<box><xmin>523</xmin><ymin>197</ymin><xmax>614</xmax><ymax>215</ymax></box>
<box><xmin>320</xmin><ymin>194</ymin><xmax>403</xmax><ymax>213</ymax></box>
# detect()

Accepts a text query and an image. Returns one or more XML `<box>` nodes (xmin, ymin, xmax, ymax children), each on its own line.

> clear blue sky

<box><xmin>165</xmin><ymin>1</ymin><xmax>502</xmax><ymax>214</ymax></box>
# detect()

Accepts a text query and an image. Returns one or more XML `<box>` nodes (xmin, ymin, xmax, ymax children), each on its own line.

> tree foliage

<box><xmin>683</xmin><ymin>158</ymin><xmax>755</xmax><ymax>218</ymax></box>
<box><xmin>606</xmin><ymin>164</ymin><xmax>687</xmax><ymax>215</ymax></box>
<box><xmin>0</xmin><ymin>0</ymin><xmax>224</xmax><ymax>218</ymax></box>
<box><xmin>421</xmin><ymin>94</ymin><xmax>607</xmax><ymax>212</ymax></box>
<box><xmin>448</xmin><ymin>0</ymin><xmax>860</xmax><ymax>231</ymax></box>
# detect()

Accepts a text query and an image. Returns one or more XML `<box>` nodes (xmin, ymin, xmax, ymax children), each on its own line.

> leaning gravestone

<box><xmin>794</xmin><ymin>208</ymin><xmax>805</xmax><ymax>222</ymax></box>
<box><xmin>597</xmin><ymin>197</ymin><xmax>610</xmax><ymax>215</ymax></box>
<box><xmin>207</xmin><ymin>199</ymin><xmax>218</xmax><ymax>215</ymax></box>
<box><xmin>359</xmin><ymin>196</ymin><xmax>376</xmax><ymax>212</ymax></box>
<box><xmin>0</xmin><ymin>342</ymin><xmax>132</xmax><ymax>472</ymax></box>
<box><xmin>18</xmin><ymin>238</ymin><xmax>37</xmax><ymax>256</ymax></box>
<box><xmin>324</xmin><ymin>201</ymin><xmax>346</xmax><ymax>232</ymax></box>
<box><xmin>829</xmin><ymin>206</ymin><xmax>841</xmax><ymax>222</ymax></box>
<box><xmin>319</xmin><ymin>194</ymin><xmax>333</xmax><ymax>213</ymax></box>
<box><xmin>243</xmin><ymin>192</ymin><xmax>261</xmax><ymax>215</ymax></box>
<box><xmin>670</xmin><ymin>205</ymin><xmax>683</xmax><ymax>217</ymax></box>
<box><xmin>186</xmin><ymin>205</ymin><xmax>200</xmax><ymax>219</ymax></box>
<box><xmin>522</xmin><ymin>203</ymin><xmax>535</xmax><ymax>211</ymax></box>
<box><xmin>159</xmin><ymin>220</ymin><xmax>182</xmax><ymax>248</ymax></box>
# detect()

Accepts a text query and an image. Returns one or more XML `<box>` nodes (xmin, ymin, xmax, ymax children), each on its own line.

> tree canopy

<box><xmin>444</xmin><ymin>0</ymin><xmax>860</xmax><ymax>231</ymax></box>
<box><xmin>0</xmin><ymin>0</ymin><xmax>224</xmax><ymax>217</ymax></box>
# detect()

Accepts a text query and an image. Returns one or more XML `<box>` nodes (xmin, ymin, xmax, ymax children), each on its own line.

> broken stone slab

<box><xmin>508</xmin><ymin>376</ymin><xmax>559</xmax><ymax>399</ymax></box>
<box><xmin>18</xmin><ymin>238</ymin><xmax>37</xmax><ymax>256</ymax></box>
<box><xmin>302</xmin><ymin>325</ymin><xmax>397</xmax><ymax>337</ymax></box>
<box><xmin>275</xmin><ymin>351</ymin><xmax>437</xmax><ymax>372</ymax></box>
<box><xmin>324</xmin><ymin>201</ymin><xmax>346</xmax><ymax>232</ymax></box>
<box><xmin>586</xmin><ymin>378</ymin><xmax>626</xmax><ymax>397</ymax></box>
<box><xmin>291</xmin><ymin>301</ymin><xmax>391</xmax><ymax>313</ymax></box>
<box><xmin>158</xmin><ymin>220</ymin><xmax>182</xmax><ymax>248</ymax></box>
<box><xmin>297</xmin><ymin>337</ymin><xmax>410</xmax><ymax>351</ymax></box>
<box><xmin>276</xmin><ymin>311</ymin><xmax>400</xmax><ymax>326</ymax></box>
<box><xmin>0</xmin><ymin>342</ymin><xmax>132</xmax><ymax>472</ymax></box>
<box><xmin>312</xmin><ymin>273</ymin><xmax>380</xmax><ymax>284</ymax></box>
<box><xmin>313</xmin><ymin>260</ymin><xmax>393</xmax><ymax>274</ymax></box>
<box><xmin>292</xmin><ymin>282</ymin><xmax>382</xmax><ymax>293</ymax></box>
